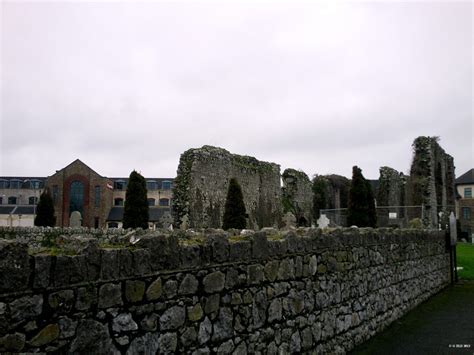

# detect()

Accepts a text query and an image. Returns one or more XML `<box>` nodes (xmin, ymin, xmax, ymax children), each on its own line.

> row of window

<box><xmin>113</xmin><ymin>197</ymin><xmax>170</xmax><ymax>207</ymax></box>
<box><xmin>0</xmin><ymin>196</ymin><xmax>38</xmax><ymax>205</ymax></box>
<box><xmin>114</xmin><ymin>180</ymin><xmax>172</xmax><ymax>191</ymax></box>
<box><xmin>0</xmin><ymin>180</ymin><xmax>43</xmax><ymax>189</ymax></box>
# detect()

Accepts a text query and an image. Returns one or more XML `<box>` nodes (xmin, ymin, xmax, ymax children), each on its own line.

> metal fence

<box><xmin>319</xmin><ymin>205</ymin><xmax>456</xmax><ymax>228</ymax></box>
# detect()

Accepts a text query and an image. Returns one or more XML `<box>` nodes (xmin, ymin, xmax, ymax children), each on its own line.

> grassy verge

<box><xmin>456</xmin><ymin>242</ymin><xmax>474</xmax><ymax>280</ymax></box>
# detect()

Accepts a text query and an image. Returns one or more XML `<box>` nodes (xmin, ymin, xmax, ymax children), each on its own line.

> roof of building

<box><xmin>0</xmin><ymin>206</ymin><xmax>15</xmax><ymax>214</ymax></box>
<box><xmin>107</xmin><ymin>207</ymin><xmax>171</xmax><ymax>222</ymax></box>
<box><xmin>455</xmin><ymin>169</ymin><xmax>474</xmax><ymax>185</ymax></box>
<box><xmin>109</xmin><ymin>178</ymin><xmax>174</xmax><ymax>183</ymax></box>
<box><xmin>0</xmin><ymin>206</ymin><xmax>35</xmax><ymax>215</ymax></box>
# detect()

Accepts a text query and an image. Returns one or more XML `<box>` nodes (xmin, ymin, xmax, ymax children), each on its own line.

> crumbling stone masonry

<box><xmin>0</xmin><ymin>227</ymin><xmax>450</xmax><ymax>353</ymax></box>
<box><xmin>282</xmin><ymin>169</ymin><xmax>313</xmax><ymax>226</ymax></box>
<box><xmin>376</xmin><ymin>167</ymin><xmax>407</xmax><ymax>227</ymax></box>
<box><xmin>172</xmin><ymin>146</ymin><xmax>282</xmax><ymax>229</ymax></box>
<box><xmin>407</xmin><ymin>137</ymin><xmax>456</xmax><ymax>227</ymax></box>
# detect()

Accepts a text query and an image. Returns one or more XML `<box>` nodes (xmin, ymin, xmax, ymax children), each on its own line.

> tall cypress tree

<box><xmin>222</xmin><ymin>178</ymin><xmax>247</xmax><ymax>230</ymax></box>
<box><xmin>34</xmin><ymin>189</ymin><xmax>56</xmax><ymax>227</ymax></box>
<box><xmin>312</xmin><ymin>175</ymin><xmax>328</xmax><ymax>222</ymax></box>
<box><xmin>123</xmin><ymin>170</ymin><xmax>149</xmax><ymax>229</ymax></box>
<box><xmin>347</xmin><ymin>166</ymin><xmax>377</xmax><ymax>227</ymax></box>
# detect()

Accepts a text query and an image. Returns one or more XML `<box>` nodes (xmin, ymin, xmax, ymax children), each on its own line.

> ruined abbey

<box><xmin>172</xmin><ymin>136</ymin><xmax>456</xmax><ymax>229</ymax></box>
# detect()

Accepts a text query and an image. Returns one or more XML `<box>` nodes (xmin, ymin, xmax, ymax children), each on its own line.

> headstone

<box><xmin>282</xmin><ymin>212</ymin><xmax>296</xmax><ymax>230</ymax></box>
<box><xmin>160</xmin><ymin>212</ymin><xmax>173</xmax><ymax>230</ymax></box>
<box><xmin>449</xmin><ymin>212</ymin><xmax>457</xmax><ymax>246</ymax></box>
<box><xmin>180</xmin><ymin>215</ymin><xmax>189</xmax><ymax>231</ymax></box>
<box><xmin>70</xmin><ymin>211</ymin><xmax>82</xmax><ymax>227</ymax></box>
<box><xmin>317</xmin><ymin>214</ymin><xmax>330</xmax><ymax>229</ymax></box>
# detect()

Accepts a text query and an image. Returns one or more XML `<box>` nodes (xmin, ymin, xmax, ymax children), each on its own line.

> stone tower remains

<box><xmin>282</xmin><ymin>169</ymin><xmax>313</xmax><ymax>226</ymax></box>
<box><xmin>172</xmin><ymin>146</ymin><xmax>282</xmax><ymax>229</ymax></box>
<box><xmin>407</xmin><ymin>136</ymin><xmax>456</xmax><ymax>227</ymax></box>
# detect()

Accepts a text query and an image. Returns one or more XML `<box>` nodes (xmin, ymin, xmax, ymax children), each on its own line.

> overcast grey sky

<box><xmin>1</xmin><ymin>1</ymin><xmax>472</xmax><ymax>180</ymax></box>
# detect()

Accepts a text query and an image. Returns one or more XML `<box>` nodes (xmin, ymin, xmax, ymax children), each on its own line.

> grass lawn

<box><xmin>456</xmin><ymin>242</ymin><xmax>474</xmax><ymax>280</ymax></box>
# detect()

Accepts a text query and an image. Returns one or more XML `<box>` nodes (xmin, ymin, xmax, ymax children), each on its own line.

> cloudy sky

<box><xmin>1</xmin><ymin>1</ymin><xmax>472</xmax><ymax>180</ymax></box>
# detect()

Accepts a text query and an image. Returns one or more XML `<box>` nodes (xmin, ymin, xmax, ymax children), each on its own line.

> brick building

<box><xmin>0</xmin><ymin>160</ymin><xmax>173</xmax><ymax>228</ymax></box>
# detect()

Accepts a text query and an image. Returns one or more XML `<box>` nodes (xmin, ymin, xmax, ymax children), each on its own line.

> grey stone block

<box><xmin>252</xmin><ymin>232</ymin><xmax>268</xmax><ymax>259</ymax></box>
<box><xmin>33</xmin><ymin>255</ymin><xmax>52</xmax><ymax>289</ymax></box>
<box><xmin>98</xmin><ymin>283</ymin><xmax>122</xmax><ymax>309</ymax></box>
<box><xmin>0</xmin><ymin>240</ymin><xmax>29</xmax><ymax>293</ymax></box>
<box><xmin>10</xmin><ymin>294</ymin><xmax>43</xmax><ymax>324</ymax></box>
<box><xmin>203</xmin><ymin>271</ymin><xmax>225</xmax><ymax>294</ymax></box>
<box><xmin>160</xmin><ymin>305</ymin><xmax>185</xmax><ymax>331</ymax></box>
<box><xmin>179</xmin><ymin>274</ymin><xmax>199</xmax><ymax>295</ymax></box>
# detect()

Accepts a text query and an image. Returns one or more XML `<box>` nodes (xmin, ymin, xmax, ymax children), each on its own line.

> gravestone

<box><xmin>180</xmin><ymin>215</ymin><xmax>189</xmax><ymax>231</ymax></box>
<box><xmin>317</xmin><ymin>214</ymin><xmax>330</xmax><ymax>229</ymax></box>
<box><xmin>282</xmin><ymin>212</ymin><xmax>296</xmax><ymax>230</ymax></box>
<box><xmin>160</xmin><ymin>212</ymin><xmax>173</xmax><ymax>230</ymax></box>
<box><xmin>70</xmin><ymin>211</ymin><xmax>82</xmax><ymax>227</ymax></box>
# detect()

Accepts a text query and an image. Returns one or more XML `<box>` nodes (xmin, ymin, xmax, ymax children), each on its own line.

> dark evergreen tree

<box><xmin>222</xmin><ymin>178</ymin><xmax>247</xmax><ymax>230</ymax></box>
<box><xmin>123</xmin><ymin>170</ymin><xmax>149</xmax><ymax>229</ymax></box>
<box><xmin>366</xmin><ymin>180</ymin><xmax>377</xmax><ymax>227</ymax></box>
<box><xmin>34</xmin><ymin>189</ymin><xmax>56</xmax><ymax>227</ymax></box>
<box><xmin>347</xmin><ymin>166</ymin><xmax>377</xmax><ymax>227</ymax></box>
<box><xmin>312</xmin><ymin>175</ymin><xmax>328</xmax><ymax>222</ymax></box>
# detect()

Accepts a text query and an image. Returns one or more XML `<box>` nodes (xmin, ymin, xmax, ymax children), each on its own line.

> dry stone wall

<box><xmin>0</xmin><ymin>228</ymin><xmax>450</xmax><ymax>354</ymax></box>
<box><xmin>172</xmin><ymin>146</ymin><xmax>282</xmax><ymax>229</ymax></box>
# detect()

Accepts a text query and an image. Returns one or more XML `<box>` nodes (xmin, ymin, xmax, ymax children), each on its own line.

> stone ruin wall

<box><xmin>407</xmin><ymin>137</ymin><xmax>456</xmax><ymax>227</ymax></box>
<box><xmin>0</xmin><ymin>227</ymin><xmax>450</xmax><ymax>354</ymax></box>
<box><xmin>325</xmin><ymin>175</ymin><xmax>351</xmax><ymax>210</ymax></box>
<box><xmin>282</xmin><ymin>169</ymin><xmax>314</xmax><ymax>226</ymax></box>
<box><xmin>376</xmin><ymin>167</ymin><xmax>407</xmax><ymax>227</ymax></box>
<box><xmin>172</xmin><ymin>146</ymin><xmax>282</xmax><ymax>230</ymax></box>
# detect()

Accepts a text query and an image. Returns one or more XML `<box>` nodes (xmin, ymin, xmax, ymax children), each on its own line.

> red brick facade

<box><xmin>46</xmin><ymin>160</ymin><xmax>113</xmax><ymax>228</ymax></box>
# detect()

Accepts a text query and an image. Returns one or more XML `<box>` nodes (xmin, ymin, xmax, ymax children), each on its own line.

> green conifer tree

<box><xmin>222</xmin><ymin>178</ymin><xmax>247</xmax><ymax>230</ymax></box>
<box><xmin>34</xmin><ymin>189</ymin><xmax>56</xmax><ymax>227</ymax></box>
<box><xmin>123</xmin><ymin>170</ymin><xmax>149</xmax><ymax>229</ymax></box>
<box><xmin>312</xmin><ymin>175</ymin><xmax>328</xmax><ymax>222</ymax></box>
<box><xmin>347</xmin><ymin>166</ymin><xmax>377</xmax><ymax>227</ymax></box>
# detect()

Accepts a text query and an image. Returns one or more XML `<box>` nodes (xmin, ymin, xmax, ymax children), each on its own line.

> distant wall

<box><xmin>0</xmin><ymin>228</ymin><xmax>450</xmax><ymax>354</ymax></box>
<box><xmin>282</xmin><ymin>169</ymin><xmax>313</xmax><ymax>226</ymax></box>
<box><xmin>408</xmin><ymin>137</ymin><xmax>456</xmax><ymax>227</ymax></box>
<box><xmin>172</xmin><ymin>146</ymin><xmax>282</xmax><ymax>229</ymax></box>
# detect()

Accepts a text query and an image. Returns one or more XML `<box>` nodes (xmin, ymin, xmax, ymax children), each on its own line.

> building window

<box><xmin>29</xmin><ymin>196</ymin><xmax>38</xmax><ymax>205</ymax></box>
<box><xmin>30</xmin><ymin>180</ymin><xmax>41</xmax><ymax>189</ymax></box>
<box><xmin>148</xmin><ymin>198</ymin><xmax>155</xmax><ymax>206</ymax></box>
<box><xmin>0</xmin><ymin>180</ymin><xmax>8</xmax><ymax>189</ymax></box>
<box><xmin>462</xmin><ymin>207</ymin><xmax>471</xmax><ymax>220</ymax></box>
<box><xmin>9</xmin><ymin>180</ymin><xmax>21</xmax><ymax>189</ymax></box>
<box><xmin>159</xmin><ymin>198</ymin><xmax>170</xmax><ymax>206</ymax></box>
<box><xmin>114</xmin><ymin>198</ymin><xmax>124</xmax><ymax>206</ymax></box>
<box><xmin>108</xmin><ymin>222</ymin><xmax>119</xmax><ymax>228</ymax></box>
<box><xmin>94</xmin><ymin>217</ymin><xmax>100</xmax><ymax>229</ymax></box>
<box><xmin>161</xmin><ymin>181</ymin><xmax>172</xmax><ymax>190</ymax></box>
<box><xmin>147</xmin><ymin>180</ymin><xmax>158</xmax><ymax>190</ymax></box>
<box><xmin>464</xmin><ymin>188</ymin><xmax>472</xmax><ymax>198</ymax></box>
<box><xmin>53</xmin><ymin>185</ymin><xmax>59</xmax><ymax>203</ymax></box>
<box><xmin>8</xmin><ymin>196</ymin><xmax>17</xmax><ymax>205</ymax></box>
<box><xmin>114</xmin><ymin>180</ymin><xmax>126</xmax><ymax>190</ymax></box>
<box><xmin>95</xmin><ymin>186</ymin><xmax>101</xmax><ymax>207</ymax></box>
<box><xmin>69</xmin><ymin>181</ymin><xmax>84</xmax><ymax>215</ymax></box>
